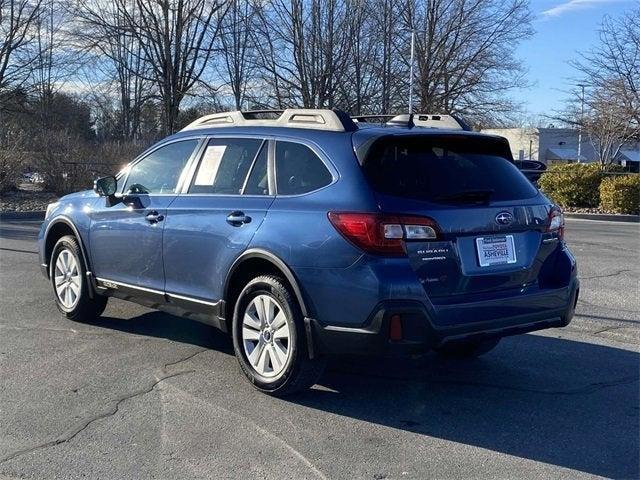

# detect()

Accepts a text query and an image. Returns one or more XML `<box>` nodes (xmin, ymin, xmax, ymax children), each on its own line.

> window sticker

<box><xmin>194</xmin><ymin>145</ymin><xmax>227</xmax><ymax>186</ymax></box>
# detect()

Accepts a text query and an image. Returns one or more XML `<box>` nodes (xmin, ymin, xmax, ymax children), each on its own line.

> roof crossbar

<box><xmin>181</xmin><ymin>109</ymin><xmax>357</xmax><ymax>132</ymax></box>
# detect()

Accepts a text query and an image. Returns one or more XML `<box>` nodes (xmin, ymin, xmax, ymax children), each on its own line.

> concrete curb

<box><xmin>565</xmin><ymin>212</ymin><xmax>639</xmax><ymax>223</ymax></box>
<box><xmin>0</xmin><ymin>211</ymin><xmax>45</xmax><ymax>221</ymax></box>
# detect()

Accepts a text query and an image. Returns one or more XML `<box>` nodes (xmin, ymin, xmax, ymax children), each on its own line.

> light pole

<box><xmin>408</xmin><ymin>30</ymin><xmax>415</xmax><ymax>114</ymax></box>
<box><xmin>577</xmin><ymin>83</ymin><xmax>586</xmax><ymax>162</ymax></box>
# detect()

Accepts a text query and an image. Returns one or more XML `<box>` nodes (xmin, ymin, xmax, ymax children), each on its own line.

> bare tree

<box><xmin>0</xmin><ymin>0</ymin><xmax>42</xmax><ymax>92</ymax></box>
<box><xmin>217</xmin><ymin>0</ymin><xmax>254</xmax><ymax>110</ymax></box>
<box><xmin>31</xmin><ymin>0</ymin><xmax>79</xmax><ymax>129</ymax></box>
<box><xmin>581</xmin><ymin>84</ymin><xmax>637</xmax><ymax>166</ymax></box>
<box><xmin>115</xmin><ymin>0</ymin><xmax>229</xmax><ymax>134</ymax></box>
<box><xmin>572</xmin><ymin>7</ymin><xmax>640</xmax><ymax>127</ymax></box>
<box><xmin>402</xmin><ymin>0</ymin><xmax>533</xmax><ymax>124</ymax></box>
<box><xmin>339</xmin><ymin>0</ymin><xmax>387</xmax><ymax>114</ymax></box>
<box><xmin>254</xmin><ymin>0</ymin><xmax>353</xmax><ymax>108</ymax></box>
<box><xmin>558</xmin><ymin>7</ymin><xmax>640</xmax><ymax>166</ymax></box>
<box><xmin>73</xmin><ymin>0</ymin><xmax>151</xmax><ymax>140</ymax></box>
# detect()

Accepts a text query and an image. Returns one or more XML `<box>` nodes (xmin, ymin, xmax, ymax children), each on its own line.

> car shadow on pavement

<box><xmin>83</xmin><ymin>311</ymin><xmax>638</xmax><ymax>478</ymax></box>
<box><xmin>294</xmin><ymin>334</ymin><xmax>640</xmax><ymax>479</ymax></box>
<box><xmin>92</xmin><ymin>312</ymin><xmax>234</xmax><ymax>353</ymax></box>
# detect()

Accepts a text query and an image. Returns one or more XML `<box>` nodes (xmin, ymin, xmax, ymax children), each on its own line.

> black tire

<box><xmin>50</xmin><ymin>235</ymin><xmax>108</xmax><ymax>322</ymax></box>
<box><xmin>232</xmin><ymin>275</ymin><xmax>326</xmax><ymax>396</ymax></box>
<box><xmin>435</xmin><ymin>337</ymin><xmax>500</xmax><ymax>358</ymax></box>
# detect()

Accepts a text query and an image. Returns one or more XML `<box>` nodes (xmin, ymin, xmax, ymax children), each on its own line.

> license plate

<box><xmin>475</xmin><ymin>235</ymin><xmax>516</xmax><ymax>267</ymax></box>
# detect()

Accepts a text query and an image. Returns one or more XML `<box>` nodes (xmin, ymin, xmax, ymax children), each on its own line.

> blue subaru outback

<box><xmin>38</xmin><ymin>109</ymin><xmax>579</xmax><ymax>395</ymax></box>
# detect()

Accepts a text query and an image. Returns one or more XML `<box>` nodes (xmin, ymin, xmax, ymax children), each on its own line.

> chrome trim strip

<box><xmin>166</xmin><ymin>292</ymin><xmax>220</xmax><ymax>307</ymax></box>
<box><xmin>95</xmin><ymin>277</ymin><xmax>220</xmax><ymax>307</ymax></box>
<box><xmin>95</xmin><ymin>277</ymin><xmax>164</xmax><ymax>296</ymax></box>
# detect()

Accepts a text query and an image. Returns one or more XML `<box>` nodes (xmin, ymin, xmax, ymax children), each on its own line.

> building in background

<box><xmin>481</xmin><ymin>127</ymin><xmax>639</xmax><ymax>171</ymax></box>
<box><xmin>480</xmin><ymin>127</ymin><xmax>592</xmax><ymax>163</ymax></box>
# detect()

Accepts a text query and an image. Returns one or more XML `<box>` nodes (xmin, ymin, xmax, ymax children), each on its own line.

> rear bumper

<box><xmin>309</xmin><ymin>278</ymin><xmax>579</xmax><ymax>357</ymax></box>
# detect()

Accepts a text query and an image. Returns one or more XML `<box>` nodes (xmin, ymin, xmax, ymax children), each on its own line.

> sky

<box><xmin>513</xmin><ymin>0</ymin><xmax>638</xmax><ymax>120</ymax></box>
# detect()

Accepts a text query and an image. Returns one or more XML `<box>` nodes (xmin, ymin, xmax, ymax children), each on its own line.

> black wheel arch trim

<box><xmin>225</xmin><ymin>249</ymin><xmax>316</xmax><ymax>359</ymax></box>
<box><xmin>44</xmin><ymin>216</ymin><xmax>96</xmax><ymax>298</ymax></box>
<box><xmin>224</xmin><ymin>248</ymin><xmax>309</xmax><ymax>318</ymax></box>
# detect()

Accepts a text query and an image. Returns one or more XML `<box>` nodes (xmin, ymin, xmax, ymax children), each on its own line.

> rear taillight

<box><xmin>328</xmin><ymin>212</ymin><xmax>439</xmax><ymax>256</ymax></box>
<box><xmin>547</xmin><ymin>206</ymin><xmax>564</xmax><ymax>240</ymax></box>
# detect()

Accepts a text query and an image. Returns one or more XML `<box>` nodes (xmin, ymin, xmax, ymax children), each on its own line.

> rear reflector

<box><xmin>390</xmin><ymin>314</ymin><xmax>402</xmax><ymax>341</ymax></box>
<box><xmin>328</xmin><ymin>212</ymin><xmax>440</xmax><ymax>256</ymax></box>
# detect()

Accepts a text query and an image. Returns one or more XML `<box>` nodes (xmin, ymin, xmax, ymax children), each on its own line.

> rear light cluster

<box><xmin>547</xmin><ymin>206</ymin><xmax>564</xmax><ymax>240</ymax></box>
<box><xmin>328</xmin><ymin>212</ymin><xmax>439</xmax><ymax>256</ymax></box>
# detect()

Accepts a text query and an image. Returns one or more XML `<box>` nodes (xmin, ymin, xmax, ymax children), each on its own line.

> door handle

<box><xmin>226</xmin><ymin>211</ymin><xmax>251</xmax><ymax>226</ymax></box>
<box><xmin>146</xmin><ymin>211</ymin><xmax>164</xmax><ymax>224</ymax></box>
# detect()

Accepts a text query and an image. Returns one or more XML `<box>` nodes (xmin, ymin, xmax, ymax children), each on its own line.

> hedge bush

<box><xmin>538</xmin><ymin>163</ymin><xmax>604</xmax><ymax>208</ymax></box>
<box><xmin>599</xmin><ymin>175</ymin><xmax>640</xmax><ymax>215</ymax></box>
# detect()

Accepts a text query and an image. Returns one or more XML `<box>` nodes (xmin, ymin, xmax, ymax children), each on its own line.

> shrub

<box><xmin>0</xmin><ymin>148</ymin><xmax>23</xmax><ymax>194</ymax></box>
<box><xmin>538</xmin><ymin>163</ymin><xmax>604</xmax><ymax>208</ymax></box>
<box><xmin>32</xmin><ymin>132</ymin><xmax>93</xmax><ymax>195</ymax></box>
<box><xmin>599</xmin><ymin>175</ymin><xmax>640</xmax><ymax>215</ymax></box>
<box><xmin>0</xmin><ymin>130</ymin><xmax>26</xmax><ymax>194</ymax></box>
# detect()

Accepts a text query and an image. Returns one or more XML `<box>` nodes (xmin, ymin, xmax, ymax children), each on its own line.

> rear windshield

<box><xmin>362</xmin><ymin>136</ymin><xmax>538</xmax><ymax>202</ymax></box>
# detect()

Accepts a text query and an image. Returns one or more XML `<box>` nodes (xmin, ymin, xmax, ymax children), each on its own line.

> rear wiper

<box><xmin>434</xmin><ymin>189</ymin><xmax>494</xmax><ymax>204</ymax></box>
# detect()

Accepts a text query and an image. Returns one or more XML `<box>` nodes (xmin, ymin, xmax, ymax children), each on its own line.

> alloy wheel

<box><xmin>242</xmin><ymin>294</ymin><xmax>291</xmax><ymax>378</ymax></box>
<box><xmin>54</xmin><ymin>249</ymin><xmax>81</xmax><ymax>309</ymax></box>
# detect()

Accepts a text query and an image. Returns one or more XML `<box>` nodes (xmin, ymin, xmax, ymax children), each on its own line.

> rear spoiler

<box><xmin>353</xmin><ymin>132</ymin><xmax>513</xmax><ymax>165</ymax></box>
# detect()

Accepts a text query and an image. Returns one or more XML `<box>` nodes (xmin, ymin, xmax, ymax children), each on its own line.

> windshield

<box><xmin>362</xmin><ymin>136</ymin><xmax>538</xmax><ymax>203</ymax></box>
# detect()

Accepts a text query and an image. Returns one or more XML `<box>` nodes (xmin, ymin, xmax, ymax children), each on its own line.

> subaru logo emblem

<box><xmin>495</xmin><ymin>212</ymin><xmax>513</xmax><ymax>225</ymax></box>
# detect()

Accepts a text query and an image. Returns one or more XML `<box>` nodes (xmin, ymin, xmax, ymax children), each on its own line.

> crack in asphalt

<box><xmin>580</xmin><ymin>269</ymin><xmax>635</xmax><ymax>280</ymax></box>
<box><xmin>0</xmin><ymin>348</ymin><xmax>208</xmax><ymax>466</ymax></box>
<box><xmin>163</xmin><ymin>348</ymin><xmax>208</xmax><ymax>370</ymax></box>
<box><xmin>592</xmin><ymin>325</ymin><xmax>627</xmax><ymax>335</ymax></box>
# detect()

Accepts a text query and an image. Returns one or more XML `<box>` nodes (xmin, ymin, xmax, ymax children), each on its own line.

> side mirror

<box><xmin>94</xmin><ymin>176</ymin><xmax>117</xmax><ymax>197</ymax></box>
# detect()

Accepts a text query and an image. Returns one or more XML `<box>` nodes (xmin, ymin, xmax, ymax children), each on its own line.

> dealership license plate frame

<box><xmin>475</xmin><ymin>235</ymin><xmax>517</xmax><ymax>267</ymax></box>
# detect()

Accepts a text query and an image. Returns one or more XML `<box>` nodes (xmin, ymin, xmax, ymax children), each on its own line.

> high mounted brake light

<box><xmin>328</xmin><ymin>212</ymin><xmax>440</xmax><ymax>256</ymax></box>
<box><xmin>547</xmin><ymin>206</ymin><xmax>564</xmax><ymax>240</ymax></box>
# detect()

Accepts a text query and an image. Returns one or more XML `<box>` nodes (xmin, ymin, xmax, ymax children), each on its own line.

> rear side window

<box><xmin>362</xmin><ymin>136</ymin><xmax>538</xmax><ymax>202</ymax></box>
<box><xmin>190</xmin><ymin>138</ymin><xmax>263</xmax><ymax>194</ymax></box>
<box><xmin>275</xmin><ymin>141</ymin><xmax>332</xmax><ymax>195</ymax></box>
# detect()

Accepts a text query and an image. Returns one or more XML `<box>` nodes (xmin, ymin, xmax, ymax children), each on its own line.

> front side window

<box><xmin>189</xmin><ymin>138</ymin><xmax>263</xmax><ymax>194</ymax></box>
<box><xmin>123</xmin><ymin>140</ymin><xmax>198</xmax><ymax>194</ymax></box>
<box><xmin>275</xmin><ymin>141</ymin><xmax>333</xmax><ymax>195</ymax></box>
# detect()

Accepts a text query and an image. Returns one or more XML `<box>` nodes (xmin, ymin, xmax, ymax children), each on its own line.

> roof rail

<box><xmin>386</xmin><ymin>113</ymin><xmax>472</xmax><ymax>131</ymax></box>
<box><xmin>181</xmin><ymin>109</ymin><xmax>357</xmax><ymax>132</ymax></box>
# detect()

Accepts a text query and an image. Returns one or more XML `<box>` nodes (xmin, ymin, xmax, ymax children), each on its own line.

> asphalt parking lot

<box><xmin>0</xmin><ymin>218</ymin><xmax>638</xmax><ymax>479</ymax></box>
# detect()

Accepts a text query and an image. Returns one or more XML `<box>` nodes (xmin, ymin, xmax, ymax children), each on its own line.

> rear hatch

<box><xmin>359</xmin><ymin>133</ymin><xmax>560</xmax><ymax>301</ymax></box>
